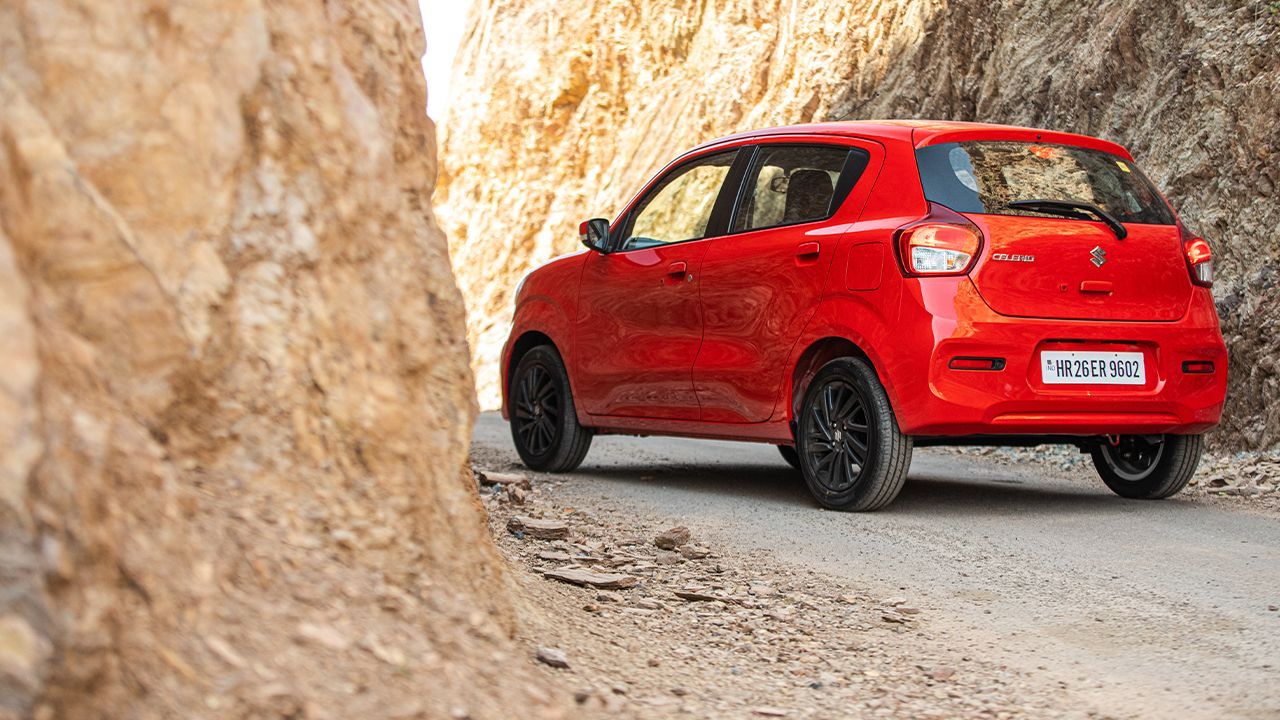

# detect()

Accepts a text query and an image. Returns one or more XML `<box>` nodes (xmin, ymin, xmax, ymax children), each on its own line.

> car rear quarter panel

<box><xmin>775</xmin><ymin>134</ymin><xmax>927</xmax><ymax>421</ymax></box>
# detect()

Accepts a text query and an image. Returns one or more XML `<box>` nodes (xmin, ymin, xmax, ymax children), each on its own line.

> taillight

<box><xmin>1183</xmin><ymin>236</ymin><xmax>1213</xmax><ymax>287</ymax></box>
<box><xmin>895</xmin><ymin>204</ymin><xmax>984</xmax><ymax>276</ymax></box>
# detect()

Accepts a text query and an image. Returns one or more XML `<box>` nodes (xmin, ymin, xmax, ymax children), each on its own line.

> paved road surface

<box><xmin>474</xmin><ymin>413</ymin><xmax>1280</xmax><ymax>719</ymax></box>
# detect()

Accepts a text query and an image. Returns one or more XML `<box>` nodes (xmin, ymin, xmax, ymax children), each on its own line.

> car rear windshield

<box><xmin>915</xmin><ymin>141</ymin><xmax>1175</xmax><ymax>225</ymax></box>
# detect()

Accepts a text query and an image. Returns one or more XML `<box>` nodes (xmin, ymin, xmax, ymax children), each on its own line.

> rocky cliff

<box><xmin>439</xmin><ymin>0</ymin><xmax>1280</xmax><ymax>449</ymax></box>
<box><xmin>0</xmin><ymin>2</ymin><xmax>558</xmax><ymax>717</ymax></box>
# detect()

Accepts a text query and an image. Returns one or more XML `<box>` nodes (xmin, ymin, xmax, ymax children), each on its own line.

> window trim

<box><xmin>727</xmin><ymin>142</ymin><xmax>872</xmax><ymax>236</ymax></box>
<box><xmin>612</xmin><ymin>148</ymin><xmax>750</xmax><ymax>253</ymax></box>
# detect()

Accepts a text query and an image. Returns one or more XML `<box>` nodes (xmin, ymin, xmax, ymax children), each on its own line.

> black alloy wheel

<box><xmin>509</xmin><ymin>345</ymin><xmax>593</xmax><ymax>472</ymax></box>
<box><xmin>796</xmin><ymin>357</ymin><xmax>912</xmax><ymax>511</ymax></box>
<box><xmin>1091</xmin><ymin>433</ymin><xmax>1202</xmax><ymax>499</ymax></box>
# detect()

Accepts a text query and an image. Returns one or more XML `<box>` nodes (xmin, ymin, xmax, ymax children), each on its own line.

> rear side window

<box><xmin>916</xmin><ymin>141</ymin><xmax>1175</xmax><ymax>225</ymax></box>
<box><xmin>732</xmin><ymin>145</ymin><xmax>867</xmax><ymax>232</ymax></box>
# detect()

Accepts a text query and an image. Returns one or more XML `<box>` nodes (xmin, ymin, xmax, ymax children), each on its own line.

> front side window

<box><xmin>732</xmin><ymin>145</ymin><xmax>856</xmax><ymax>233</ymax></box>
<box><xmin>623</xmin><ymin>151</ymin><xmax>736</xmax><ymax>250</ymax></box>
<box><xmin>915</xmin><ymin>141</ymin><xmax>1174</xmax><ymax>225</ymax></box>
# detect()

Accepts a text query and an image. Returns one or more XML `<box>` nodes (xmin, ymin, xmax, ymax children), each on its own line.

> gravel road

<box><xmin>474</xmin><ymin>413</ymin><xmax>1280</xmax><ymax>718</ymax></box>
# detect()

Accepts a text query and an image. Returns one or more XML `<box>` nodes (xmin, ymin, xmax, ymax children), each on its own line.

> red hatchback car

<box><xmin>500</xmin><ymin>121</ymin><xmax>1227</xmax><ymax>511</ymax></box>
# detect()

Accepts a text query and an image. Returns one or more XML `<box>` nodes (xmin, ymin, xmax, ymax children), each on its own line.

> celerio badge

<box><xmin>1090</xmin><ymin>246</ymin><xmax>1107</xmax><ymax>267</ymax></box>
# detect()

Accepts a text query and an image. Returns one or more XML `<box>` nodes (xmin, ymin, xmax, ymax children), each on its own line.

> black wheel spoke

<box><xmin>813</xmin><ymin>449</ymin><xmax>836</xmax><ymax>473</ymax></box>
<box><xmin>810</xmin><ymin>407</ymin><xmax>833</xmax><ymax>443</ymax></box>
<box><xmin>835</xmin><ymin>386</ymin><xmax>857</xmax><ymax>419</ymax></box>
<box><xmin>834</xmin><ymin>450</ymin><xmax>849</xmax><ymax>490</ymax></box>
<box><xmin>846</xmin><ymin>395</ymin><xmax>862</xmax><ymax>419</ymax></box>
<box><xmin>808</xmin><ymin>438</ymin><xmax>836</xmax><ymax>454</ymax></box>
<box><xmin>820</xmin><ymin>456</ymin><xmax>835</xmax><ymax>486</ymax></box>
<box><xmin>520</xmin><ymin>422</ymin><xmax>538</xmax><ymax>449</ymax></box>
<box><xmin>848</xmin><ymin>435</ymin><xmax>867</xmax><ymax>463</ymax></box>
<box><xmin>541</xmin><ymin>421</ymin><xmax>554</xmax><ymax>452</ymax></box>
<box><xmin>523</xmin><ymin>371</ymin><xmax>537</xmax><ymax>402</ymax></box>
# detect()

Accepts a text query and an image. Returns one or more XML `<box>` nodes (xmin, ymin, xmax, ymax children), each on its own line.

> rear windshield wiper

<box><xmin>1004</xmin><ymin>199</ymin><xmax>1128</xmax><ymax>240</ymax></box>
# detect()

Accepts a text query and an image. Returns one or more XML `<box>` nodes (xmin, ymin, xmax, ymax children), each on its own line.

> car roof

<box><xmin>689</xmin><ymin>120</ymin><xmax>1134</xmax><ymax>160</ymax></box>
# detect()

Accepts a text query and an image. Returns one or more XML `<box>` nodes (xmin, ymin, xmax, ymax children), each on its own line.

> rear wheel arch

<box><xmin>790</xmin><ymin>337</ymin><xmax>880</xmax><ymax>422</ymax></box>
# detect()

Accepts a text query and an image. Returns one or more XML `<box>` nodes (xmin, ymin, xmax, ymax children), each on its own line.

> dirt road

<box><xmin>474</xmin><ymin>413</ymin><xmax>1280</xmax><ymax>718</ymax></box>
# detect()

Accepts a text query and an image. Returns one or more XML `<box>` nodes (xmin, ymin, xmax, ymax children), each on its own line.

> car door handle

<box><xmin>796</xmin><ymin>242</ymin><xmax>821</xmax><ymax>259</ymax></box>
<box><xmin>1080</xmin><ymin>280</ymin><xmax>1113</xmax><ymax>294</ymax></box>
<box><xmin>666</xmin><ymin>261</ymin><xmax>687</xmax><ymax>276</ymax></box>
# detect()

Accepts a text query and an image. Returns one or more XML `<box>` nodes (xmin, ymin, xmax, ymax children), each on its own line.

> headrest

<box><xmin>783</xmin><ymin>169</ymin><xmax>834</xmax><ymax>223</ymax></box>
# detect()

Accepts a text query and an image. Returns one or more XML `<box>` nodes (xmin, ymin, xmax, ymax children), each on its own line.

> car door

<box><xmin>693</xmin><ymin>141</ymin><xmax>878</xmax><ymax>423</ymax></box>
<box><xmin>574</xmin><ymin>148</ymin><xmax>748</xmax><ymax>420</ymax></box>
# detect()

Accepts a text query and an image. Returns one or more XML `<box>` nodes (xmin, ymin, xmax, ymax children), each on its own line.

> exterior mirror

<box><xmin>579</xmin><ymin>218</ymin><xmax>611</xmax><ymax>253</ymax></box>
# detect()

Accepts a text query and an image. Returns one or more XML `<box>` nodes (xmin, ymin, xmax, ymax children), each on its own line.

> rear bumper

<box><xmin>890</xmin><ymin>280</ymin><xmax>1227</xmax><ymax>437</ymax></box>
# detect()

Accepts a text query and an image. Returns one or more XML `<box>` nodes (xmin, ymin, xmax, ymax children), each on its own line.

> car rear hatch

<box><xmin>916</xmin><ymin>140</ymin><xmax>1192</xmax><ymax>322</ymax></box>
<box><xmin>965</xmin><ymin>215</ymin><xmax>1190</xmax><ymax>321</ymax></box>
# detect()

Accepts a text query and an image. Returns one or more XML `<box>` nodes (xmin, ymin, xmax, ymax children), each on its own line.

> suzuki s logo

<box><xmin>1090</xmin><ymin>246</ymin><xmax>1107</xmax><ymax>267</ymax></box>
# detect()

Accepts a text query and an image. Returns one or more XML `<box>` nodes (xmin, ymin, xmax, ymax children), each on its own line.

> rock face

<box><xmin>439</xmin><ymin>0</ymin><xmax>1280</xmax><ymax>449</ymax></box>
<box><xmin>0</xmin><ymin>2</ymin><xmax>556</xmax><ymax>717</ymax></box>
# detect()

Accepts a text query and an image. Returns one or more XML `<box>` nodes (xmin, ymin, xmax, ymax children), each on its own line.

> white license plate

<box><xmin>1040</xmin><ymin>350</ymin><xmax>1146</xmax><ymax>385</ymax></box>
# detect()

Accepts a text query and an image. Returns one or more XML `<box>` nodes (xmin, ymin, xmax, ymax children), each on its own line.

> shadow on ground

<box><xmin>565</xmin><ymin>454</ymin><xmax>1185</xmax><ymax>519</ymax></box>
<box><xmin>474</xmin><ymin>415</ymin><xmax>1205</xmax><ymax>519</ymax></box>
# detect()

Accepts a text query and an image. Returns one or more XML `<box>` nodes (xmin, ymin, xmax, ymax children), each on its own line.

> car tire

<box><xmin>1090</xmin><ymin>434</ymin><xmax>1201</xmax><ymax>499</ymax></box>
<box><xmin>778</xmin><ymin>444</ymin><xmax>801</xmax><ymax>470</ymax></box>
<box><xmin>509</xmin><ymin>345</ymin><xmax>593</xmax><ymax>472</ymax></box>
<box><xmin>796</xmin><ymin>357</ymin><xmax>912</xmax><ymax>511</ymax></box>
